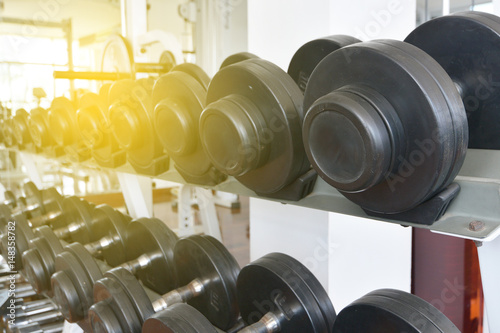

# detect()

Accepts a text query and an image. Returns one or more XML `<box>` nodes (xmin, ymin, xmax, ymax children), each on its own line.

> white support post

<box><xmin>18</xmin><ymin>152</ymin><xmax>43</xmax><ymax>188</ymax></box>
<box><xmin>477</xmin><ymin>236</ymin><xmax>500</xmax><ymax>333</ymax></box>
<box><xmin>177</xmin><ymin>185</ymin><xmax>196</xmax><ymax>237</ymax></box>
<box><xmin>177</xmin><ymin>185</ymin><xmax>221</xmax><ymax>241</ymax></box>
<box><xmin>195</xmin><ymin>188</ymin><xmax>222</xmax><ymax>241</ymax></box>
<box><xmin>116</xmin><ymin>172</ymin><xmax>153</xmax><ymax>219</ymax></box>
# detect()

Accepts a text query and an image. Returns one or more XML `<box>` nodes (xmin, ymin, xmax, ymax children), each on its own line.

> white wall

<box><xmin>248</xmin><ymin>0</ymin><xmax>416</xmax><ymax>313</ymax></box>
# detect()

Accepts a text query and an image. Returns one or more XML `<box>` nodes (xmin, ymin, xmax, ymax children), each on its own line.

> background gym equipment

<box><xmin>332</xmin><ymin>289</ymin><xmax>460</xmax><ymax>332</ymax></box>
<box><xmin>302</xmin><ymin>39</ymin><xmax>467</xmax><ymax>220</ymax></box>
<box><xmin>54</xmin><ymin>34</ymin><xmax>178</xmax><ymax>81</ymax></box>
<box><xmin>48</xmin><ymin>97</ymin><xmax>91</xmax><ymax>163</ymax></box>
<box><xmin>152</xmin><ymin>63</ymin><xmax>226</xmax><ymax>185</ymax></box>
<box><xmin>77</xmin><ymin>84</ymin><xmax>127</xmax><ymax>168</ymax></box>
<box><xmin>108</xmin><ymin>78</ymin><xmax>169</xmax><ymax>175</ymax></box>
<box><xmin>88</xmin><ymin>235</ymin><xmax>240</xmax><ymax>332</ymax></box>
<box><xmin>199</xmin><ymin>57</ymin><xmax>315</xmax><ymax>201</ymax></box>
<box><xmin>288</xmin><ymin>35</ymin><xmax>361</xmax><ymax>93</ymax></box>
<box><xmin>405</xmin><ymin>12</ymin><xmax>500</xmax><ymax>150</ymax></box>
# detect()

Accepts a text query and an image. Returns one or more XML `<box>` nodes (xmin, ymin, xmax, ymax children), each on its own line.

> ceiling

<box><xmin>0</xmin><ymin>0</ymin><xmax>121</xmax><ymax>39</ymax></box>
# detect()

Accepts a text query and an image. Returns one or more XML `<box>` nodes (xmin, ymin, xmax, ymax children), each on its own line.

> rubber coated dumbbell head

<box><xmin>288</xmin><ymin>35</ymin><xmax>361</xmax><ymax>92</ymax></box>
<box><xmin>120</xmin><ymin>217</ymin><xmax>178</xmax><ymax>294</ymax></box>
<box><xmin>142</xmin><ymin>303</ymin><xmax>219</xmax><ymax>333</ymax></box>
<box><xmin>77</xmin><ymin>84</ymin><xmax>127</xmax><ymax>168</ymax></box>
<box><xmin>405</xmin><ymin>11</ymin><xmax>500</xmax><ymax>149</ymax></box>
<box><xmin>12</xmin><ymin>109</ymin><xmax>32</xmax><ymax>147</ymax></box>
<box><xmin>200</xmin><ymin>58</ymin><xmax>313</xmax><ymax>199</ymax></box>
<box><xmin>108</xmin><ymin>78</ymin><xmax>169</xmax><ymax>175</ymax></box>
<box><xmin>237</xmin><ymin>252</ymin><xmax>335</xmax><ymax>333</ymax></box>
<box><xmin>51</xmin><ymin>243</ymin><xmax>104</xmax><ymax>323</ymax></box>
<box><xmin>22</xmin><ymin>226</ymin><xmax>63</xmax><ymax>296</ymax></box>
<box><xmin>332</xmin><ymin>289</ymin><xmax>460</xmax><ymax>332</ymax></box>
<box><xmin>28</xmin><ymin>107</ymin><xmax>56</xmax><ymax>150</ymax></box>
<box><xmin>152</xmin><ymin>64</ymin><xmax>226</xmax><ymax>185</ymax></box>
<box><xmin>303</xmin><ymin>40</ymin><xmax>467</xmax><ymax>214</ymax></box>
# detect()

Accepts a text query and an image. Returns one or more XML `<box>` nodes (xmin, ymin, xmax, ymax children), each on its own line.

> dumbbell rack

<box><xmin>4</xmin><ymin>144</ymin><xmax>500</xmax><ymax>331</ymax></box>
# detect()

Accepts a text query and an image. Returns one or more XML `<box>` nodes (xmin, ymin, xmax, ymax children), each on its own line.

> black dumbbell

<box><xmin>12</xmin><ymin>109</ymin><xmax>36</xmax><ymax>153</ymax></box>
<box><xmin>199</xmin><ymin>56</ymin><xmax>315</xmax><ymax>201</ymax></box>
<box><xmin>22</xmin><ymin>204</ymin><xmax>130</xmax><ymax>296</ymax></box>
<box><xmin>88</xmin><ymin>235</ymin><xmax>240</xmax><ymax>332</ymax></box>
<box><xmin>2</xmin><ymin>116</ymin><xmax>18</xmax><ymax>148</ymax></box>
<box><xmin>48</xmin><ymin>96</ymin><xmax>91</xmax><ymax>162</ymax></box>
<box><xmin>28</xmin><ymin>107</ymin><xmax>65</xmax><ymax>157</ymax></box>
<box><xmin>50</xmin><ymin>218</ymin><xmax>177</xmax><ymax>324</ymax></box>
<box><xmin>302</xmin><ymin>38</ymin><xmax>467</xmax><ymax>214</ymax></box>
<box><xmin>152</xmin><ymin>63</ymin><xmax>227</xmax><ymax>185</ymax></box>
<box><xmin>77</xmin><ymin>84</ymin><xmax>127</xmax><ymax>168</ymax></box>
<box><xmin>332</xmin><ymin>289</ymin><xmax>460</xmax><ymax>332</ymax></box>
<box><xmin>107</xmin><ymin>78</ymin><xmax>169</xmax><ymax>175</ymax></box>
<box><xmin>405</xmin><ymin>12</ymin><xmax>500</xmax><ymax>150</ymax></box>
<box><xmin>288</xmin><ymin>35</ymin><xmax>361</xmax><ymax>93</ymax></box>
<box><xmin>142</xmin><ymin>252</ymin><xmax>335</xmax><ymax>333</ymax></box>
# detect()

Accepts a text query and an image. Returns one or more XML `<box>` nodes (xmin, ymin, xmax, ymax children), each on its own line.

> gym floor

<box><xmin>153</xmin><ymin>194</ymin><xmax>251</xmax><ymax>268</ymax></box>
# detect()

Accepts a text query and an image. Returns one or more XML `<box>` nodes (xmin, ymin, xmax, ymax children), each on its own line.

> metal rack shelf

<box><xmin>9</xmin><ymin>147</ymin><xmax>500</xmax><ymax>242</ymax></box>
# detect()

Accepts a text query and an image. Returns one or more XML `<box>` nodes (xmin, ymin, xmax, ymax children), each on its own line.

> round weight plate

<box><xmin>77</xmin><ymin>92</ymin><xmax>107</xmax><ymax>149</ymax></box>
<box><xmin>332</xmin><ymin>292</ymin><xmax>452</xmax><ymax>333</ymax></box>
<box><xmin>3</xmin><ymin>190</ymin><xmax>16</xmax><ymax>208</ymax></box>
<box><xmin>173</xmin><ymin>303</ymin><xmax>220</xmax><ymax>333</ymax></box>
<box><xmin>264</xmin><ymin>253</ymin><xmax>336</xmax><ymax>331</ymax></box>
<box><xmin>89</xmin><ymin>299</ymin><xmax>125</xmax><ymax>333</ymax></box>
<box><xmin>12</xmin><ymin>109</ymin><xmax>31</xmax><ymax>145</ymax></box>
<box><xmin>23</xmin><ymin>182</ymin><xmax>43</xmax><ymax>215</ymax></box>
<box><xmin>159</xmin><ymin>51</ymin><xmax>177</xmax><ymax>73</ymax></box>
<box><xmin>249</xmin><ymin>59</ymin><xmax>312</xmax><ymax>172</ymax></box>
<box><xmin>172</xmin><ymin>63</ymin><xmax>211</xmax><ymax>91</ymax></box>
<box><xmin>303</xmin><ymin>41</ymin><xmax>455</xmax><ymax>213</ymax></box>
<box><xmin>2</xmin><ymin>118</ymin><xmax>16</xmax><ymax>148</ymax></box>
<box><xmin>367</xmin><ymin>289</ymin><xmax>460</xmax><ymax>332</ymax></box>
<box><xmin>40</xmin><ymin>188</ymin><xmax>65</xmax><ymax>229</ymax></box>
<box><xmin>61</xmin><ymin>197</ymin><xmax>93</xmax><ymax>244</ymax></box>
<box><xmin>52</xmin><ymin>249</ymin><xmax>96</xmax><ymax>321</ymax></box>
<box><xmin>104</xmin><ymin>267</ymin><xmax>155</xmax><ymax>325</ymax></box>
<box><xmin>405</xmin><ymin>12</ymin><xmax>500</xmax><ymax>149</ymax></box>
<box><xmin>288</xmin><ymin>35</ymin><xmax>361</xmax><ymax>92</ymax></box>
<box><xmin>108</xmin><ymin>78</ymin><xmax>168</xmax><ymax>175</ymax></box>
<box><xmin>375</xmin><ymin>40</ymin><xmax>467</xmax><ymax>194</ymax></box>
<box><xmin>174</xmin><ymin>235</ymin><xmax>239</xmax><ymax>330</ymax></box>
<box><xmin>152</xmin><ymin>71</ymin><xmax>226</xmax><ymax>185</ymax></box>
<box><xmin>35</xmin><ymin>225</ymin><xmax>64</xmax><ymax>255</ymax></box>
<box><xmin>220</xmin><ymin>52</ymin><xmax>259</xmax><ymax>69</ymax></box>
<box><xmin>28</xmin><ymin>108</ymin><xmax>52</xmax><ymax>148</ymax></box>
<box><xmin>4</xmin><ymin>214</ymin><xmax>34</xmax><ymax>270</ymax></box>
<box><xmin>91</xmin><ymin>205</ymin><xmax>129</xmax><ymax>266</ymax></box>
<box><xmin>48</xmin><ymin>97</ymin><xmax>77</xmax><ymax>147</ymax></box>
<box><xmin>101</xmin><ymin>35</ymin><xmax>134</xmax><ymax>74</ymax></box>
<box><xmin>23</xmin><ymin>226</ymin><xmax>63</xmax><ymax>294</ymax></box>
<box><xmin>237</xmin><ymin>254</ymin><xmax>329</xmax><ymax>332</ymax></box>
<box><xmin>143</xmin><ymin>304</ymin><xmax>210</xmax><ymax>333</ymax></box>
<box><xmin>202</xmin><ymin>60</ymin><xmax>307</xmax><ymax>195</ymax></box>
<box><xmin>92</xmin><ymin>278</ymin><xmax>140</xmax><ymax>333</ymax></box>
<box><xmin>125</xmin><ymin>218</ymin><xmax>178</xmax><ymax>294</ymax></box>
